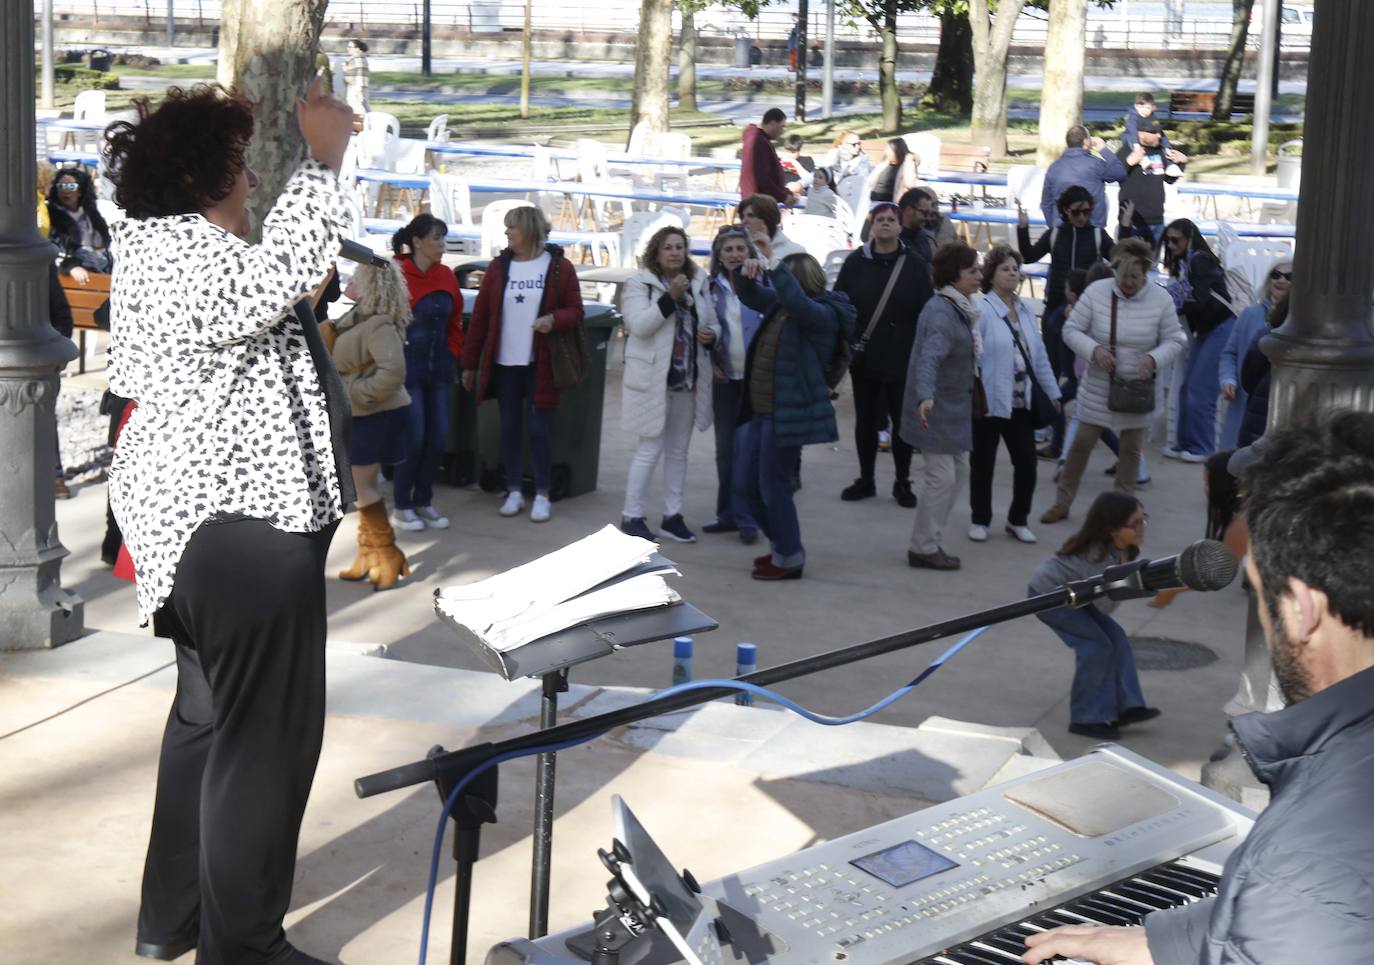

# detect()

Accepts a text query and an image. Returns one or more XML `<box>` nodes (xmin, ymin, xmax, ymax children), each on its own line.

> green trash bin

<box><xmin>445</xmin><ymin>300</ymin><xmax>619</xmax><ymax>500</ymax></box>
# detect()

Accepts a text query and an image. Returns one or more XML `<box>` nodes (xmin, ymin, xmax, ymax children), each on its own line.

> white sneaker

<box><xmin>1162</xmin><ymin>446</ymin><xmax>1183</xmax><ymax>460</ymax></box>
<box><xmin>1179</xmin><ymin>450</ymin><xmax>1208</xmax><ymax>463</ymax></box>
<box><xmin>968</xmin><ymin>524</ymin><xmax>989</xmax><ymax>542</ymax></box>
<box><xmin>1006</xmin><ymin>524</ymin><xmax>1039</xmax><ymax>544</ymax></box>
<box><xmin>391</xmin><ymin>508</ymin><xmax>425</xmax><ymax>532</ymax></box>
<box><xmin>530</xmin><ymin>494</ymin><xmax>551</xmax><ymax>523</ymax></box>
<box><xmin>416</xmin><ymin>505</ymin><xmax>450</xmax><ymax>529</ymax></box>
<box><xmin>499</xmin><ymin>491</ymin><xmax>525</xmax><ymax>517</ymax></box>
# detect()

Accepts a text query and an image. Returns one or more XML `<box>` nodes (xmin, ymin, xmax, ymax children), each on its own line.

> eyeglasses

<box><xmin>1125</xmin><ymin>514</ymin><xmax>1150</xmax><ymax>530</ymax></box>
<box><xmin>1269</xmin><ymin>270</ymin><xmax>1293</xmax><ymax>281</ymax></box>
<box><xmin>1067</xmin><ymin>205</ymin><xmax>1091</xmax><ymax>216</ymax></box>
<box><xmin>56</xmin><ymin>183</ymin><xmax>79</xmax><ymax>192</ymax></box>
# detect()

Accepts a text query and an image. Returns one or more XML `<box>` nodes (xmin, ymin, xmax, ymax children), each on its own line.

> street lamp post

<box><xmin>1202</xmin><ymin>0</ymin><xmax>1374</xmax><ymax>806</ymax></box>
<box><xmin>0</xmin><ymin>0</ymin><xmax>85</xmax><ymax>649</ymax></box>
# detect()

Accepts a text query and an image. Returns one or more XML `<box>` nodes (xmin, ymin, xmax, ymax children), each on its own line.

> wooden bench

<box><xmin>938</xmin><ymin>143</ymin><xmax>992</xmax><ymax>173</ymax></box>
<box><xmin>59</xmin><ymin>270</ymin><xmax>111</xmax><ymax>375</ymax></box>
<box><xmin>1168</xmin><ymin>91</ymin><xmax>1256</xmax><ymax>119</ymax></box>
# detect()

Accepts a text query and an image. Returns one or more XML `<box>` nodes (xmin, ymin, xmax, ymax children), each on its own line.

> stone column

<box><xmin>0</xmin><ymin>0</ymin><xmax>84</xmax><ymax>649</ymax></box>
<box><xmin>1202</xmin><ymin>0</ymin><xmax>1374</xmax><ymax>805</ymax></box>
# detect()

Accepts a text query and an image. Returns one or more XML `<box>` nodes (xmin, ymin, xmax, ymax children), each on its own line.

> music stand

<box><xmin>434</xmin><ymin>553</ymin><xmax>718</xmax><ymax>958</ymax></box>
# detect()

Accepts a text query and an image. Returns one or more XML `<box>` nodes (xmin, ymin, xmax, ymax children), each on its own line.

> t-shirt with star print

<box><xmin>499</xmin><ymin>251</ymin><xmax>551</xmax><ymax>366</ymax></box>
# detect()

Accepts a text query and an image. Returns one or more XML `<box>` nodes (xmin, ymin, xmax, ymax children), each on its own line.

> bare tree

<box><xmin>969</xmin><ymin>0</ymin><xmax>1027</xmax><ymax>156</ymax></box>
<box><xmin>218</xmin><ymin>0</ymin><xmax>329</xmax><ymax>239</ymax></box>
<box><xmin>633</xmin><ymin>0</ymin><xmax>674</xmax><ymax>134</ymax></box>
<box><xmin>1037</xmin><ymin>0</ymin><xmax>1088</xmax><ymax>165</ymax></box>
<box><xmin>1214</xmin><ymin>0</ymin><xmax>1255</xmax><ymax>119</ymax></box>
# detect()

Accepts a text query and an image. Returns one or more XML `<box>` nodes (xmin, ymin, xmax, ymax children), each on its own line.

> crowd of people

<box><xmin>33</xmin><ymin>62</ymin><xmax>1372</xmax><ymax>965</ymax></box>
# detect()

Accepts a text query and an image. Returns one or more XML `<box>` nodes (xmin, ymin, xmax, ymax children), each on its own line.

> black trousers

<box><xmin>139</xmin><ymin>517</ymin><xmax>337</xmax><ymax>965</ymax></box>
<box><xmin>851</xmin><ymin>371</ymin><xmax>912</xmax><ymax>483</ymax></box>
<box><xmin>970</xmin><ymin>409</ymin><xmax>1039</xmax><ymax>527</ymax></box>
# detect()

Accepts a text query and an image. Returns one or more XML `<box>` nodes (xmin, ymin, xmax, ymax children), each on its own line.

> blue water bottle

<box><xmin>672</xmin><ymin>636</ymin><xmax>694</xmax><ymax>686</ymax></box>
<box><xmin>735</xmin><ymin>642</ymin><xmax>757</xmax><ymax>705</ymax></box>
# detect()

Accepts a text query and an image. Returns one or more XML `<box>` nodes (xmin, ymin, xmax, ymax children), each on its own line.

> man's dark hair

<box><xmin>930</xmin><ymin>242</ymin><xmax>977</xmax><ymax>289</ymax></box>
<box><xmin>783</xmin><ymin>133</ymin><xmax>804</xmax><ymax>152</ymax></box>
<box><xmin>1065</xmin><ymin>125</ymin><xmax>1089</xmax><ymax>148</ymax></box>
<box><xmin>1065</xmin><ymin>268</ymin><xmax>1089</xmax><ymax>298</ymax></box>
<box><xmin>1134</xmin><ymin>92</ymin><xmax>1156</xmax><ymax>107</ymax></box>
<box><xmin>897</xmin><ymin>187</ymin><xmax>930</xmax><ymax>211</ymax></box>
<box><xmin>350</xmin><ymin>39</ymin><xmax>369</xmax><ymax>52</ymax></box>
<box><xmin>762</xmin><ymin>108</ymin><xmax>786</xmax><ymax>126</ymax></box>
<box><xmin>1244</xmin><ymin>411</ymin><xmax>1374</xmax><ymax>639</ymax></box>
<box><xmin>105</xmin><ymin>85</ymin><xmax>255</xmax><ymax>220</ymax></box>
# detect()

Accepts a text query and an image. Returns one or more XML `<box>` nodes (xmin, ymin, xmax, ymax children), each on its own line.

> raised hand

<box><xmin>297</xmin><ymin>76</ymin><xmax>353</xmax><ymax>174</ymax></box>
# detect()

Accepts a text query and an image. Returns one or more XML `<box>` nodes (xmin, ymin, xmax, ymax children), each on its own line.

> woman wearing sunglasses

<box><xmin>1161</xmin><ymin>218</ymin><xmax>1236</xmax><ymax>462</ymax></box>
<box><xmin>1218</xmin><ymin>258</ymin><xmax>1292</xmax><ymax>448</ymax></box>
<box><xmin>1028</xmin><ymin>491</ymin><xmax>1160</xmax><ymax>740</ymax></box>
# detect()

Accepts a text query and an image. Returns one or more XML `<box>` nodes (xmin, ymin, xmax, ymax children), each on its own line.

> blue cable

<box><xmin>415</xmin><ymin>625</ymin><xmax>990</xmax><ymax>964</ymax></box>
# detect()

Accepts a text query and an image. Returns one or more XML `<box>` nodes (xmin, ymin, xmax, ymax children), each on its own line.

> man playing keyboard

<box><xmin>1025</xmin><ymin>411</ymin><xmax>1374</xmax><ymax>964</ymax></box>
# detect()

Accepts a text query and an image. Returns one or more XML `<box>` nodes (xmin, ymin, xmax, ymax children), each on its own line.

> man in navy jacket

<box><xmin>1025</xmin><ymin>411</ymin><xmax>1374</xmax><ymax>965</ymax></box>
<box><xmin>1041</xmin><ymin>124</ymin><xmax>1128</xmax><ymax>229</ymax></box>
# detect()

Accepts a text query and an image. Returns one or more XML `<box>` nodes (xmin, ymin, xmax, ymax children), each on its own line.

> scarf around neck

<box><xmin>937</xmin><ymin>285</ymin><xmax>983</xmax><ymax>360</ymax></box>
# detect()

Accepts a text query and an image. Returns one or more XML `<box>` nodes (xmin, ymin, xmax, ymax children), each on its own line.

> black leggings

<box><xmin>851</xmin><ymin>372</ymin><xmax>912</xmax><ymax>483</ymax></box>
<box><xmin>139</xmin><ymin>517</ymin><xmax>337</xmax><ymax>964</ymax></box>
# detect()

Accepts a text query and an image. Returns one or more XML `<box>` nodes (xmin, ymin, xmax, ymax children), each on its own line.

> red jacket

<box><xmin>462</xmin><ymin>245</ymin><xmax>585</xmax><ymax>411</ymax></box>
<box><xmin>397</xmin><ymin>252</ymin><xmax>465</xmax><ymax>360</ymax></box>
<box><xmin>740</xmin><ymin>124</ymin><xmax>790</xmax><ymax>203</ymax></box>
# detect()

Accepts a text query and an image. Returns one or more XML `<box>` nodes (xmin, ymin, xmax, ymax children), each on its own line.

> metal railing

<box><xmin>40</xmin><ymin>0</ymin><xmax>1311</xmax><ymax>52</ymax></box>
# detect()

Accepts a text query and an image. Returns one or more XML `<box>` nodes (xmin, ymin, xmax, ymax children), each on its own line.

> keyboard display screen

<box><xmin>850</xmin><ymin>840</ymin><xmax>958</xmax><ymax>888</ymax></box>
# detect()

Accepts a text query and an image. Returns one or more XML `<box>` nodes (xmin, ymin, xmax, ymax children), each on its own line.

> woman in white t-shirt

<box><xmin>461</xmin><ymin>206</ymin><xmax>585</xmax><ymax>522</ymax></box>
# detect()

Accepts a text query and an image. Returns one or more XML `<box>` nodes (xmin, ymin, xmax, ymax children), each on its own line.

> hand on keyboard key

<box><xmin>1021</xmin><ymin>924</ymin><xmax>1154</xmax><ymax>965</ymax></box>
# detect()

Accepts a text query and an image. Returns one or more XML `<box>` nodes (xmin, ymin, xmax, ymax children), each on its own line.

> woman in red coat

<box><xmin>461</xmin><ymin>206</ymin><xmax>584</xmax><ymax>522</ymax></box>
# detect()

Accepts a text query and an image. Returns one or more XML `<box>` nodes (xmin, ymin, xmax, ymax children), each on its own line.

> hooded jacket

<box><xmin>1144</xmin><ymin>664</ymin><xmax>1374</xmax><ymax>964</ymax></box>
<box><xmin>740</xmin><ymin>124</ymin><xmax>791</xmax><ymax>204</ymax></box>
<box><xmin>833</xmin><ymin>239</ymin><xmax>934</xmax><ymax>383</ymax></box>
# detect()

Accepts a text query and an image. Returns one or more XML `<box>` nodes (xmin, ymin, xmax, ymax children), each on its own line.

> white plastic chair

<box><xmin>387</xmin><ymin>138</ymin><xmax>430</xmax><ymax>175</ymax></box>
<box><xmin>429</xmin><ymin>173</ymin><xmax>473</xmax><ymax>227</ymax></box>
<box><xmin>901</xmin><ymin>132</ymin><xmax>942</xmax><ymax>177</ymax></box>
<box><xmin>426</xmin><ymin>114</ymin><xmax>450</xmax><ymax>144</ymax></box>
<box><xmin>644</xmin><ymin>131</ymin><xmax>694</xmax><ymax>193</ymax></box>
<box><xmin>1005</xmin><ymin>164</ymin><xmax>1046</xmax><ymax>246</ymax></box>
<box><xmin>783</xmin><ymin>213</ymin><xmax>852</xmax><ymax>258</ymax></box>
<box><xmin>66</xmin><ymin>90</ymin><xmax>108</xmax><ymax>151</ymax></box>
<box><xmin>1222</xmin><ymin>240</ymin><xmax>1294</xmax><ymax>294</ymax></box>
<box><xmin>574</xmin><ymin>138</ymin><xmax>634</xmax><ymax>230</ymax></box>
<box><xmin>619</xmin><ymin>210</ymin><xmax>687</xmax><ymax>268</ymax></box>
<box><xmin>822</xmin><ymin>248</ymin><xmax>850</xmax><ymax>287</ymax></box>
<box><xmin>848</xmin><ymin>180</ymin><xmax>872</xmax><ymax>240</ymax></box>
<box><xmin>479</xmin><ymin>199</ymin><xmax>536</xmax><ymax>257</ymax></box>
<box><xmin>1215</xmin><ymin>221</ymin><xmax>1242</xmax><ymax>253</ymax></box>
<box><xmin>362</xmin><ymin>111</ymin><xmax>401</xmax><ymax>141</ymax></box>
<box><xmin>626</xmin><ymin>120</ymin><xmax>652</xmax><ymax>157</ymax></box>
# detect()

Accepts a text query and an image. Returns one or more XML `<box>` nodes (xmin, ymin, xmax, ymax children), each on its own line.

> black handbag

<box><xmin>1105</xmin><ymin>291</ymin><xmax>1157</xmax><ymax>414</ymax></box>
<box><xmin>1000</xmin><ymin>314</ymin><xmax>1057</xmax><ymax>429</ymax></box>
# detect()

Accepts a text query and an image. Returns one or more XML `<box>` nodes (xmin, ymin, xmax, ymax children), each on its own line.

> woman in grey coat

<box><xmin>902</xmin><ymin>242</ymin><xmax>982</xmax><ymax>571</ymax></box>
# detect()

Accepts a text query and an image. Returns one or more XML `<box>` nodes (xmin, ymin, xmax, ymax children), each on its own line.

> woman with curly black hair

<box><xmin>46</xmin><ymin>165</ymin><xmax>112</xmax><ymax>283</ymax></box>
<box><xmin>104</xmin><ymin>80</ymin><xmax>353</xmax><ymax>965</ymax></box>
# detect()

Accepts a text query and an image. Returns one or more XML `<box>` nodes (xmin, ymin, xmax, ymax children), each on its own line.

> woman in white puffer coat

<box><xmin>619</xmin><ymin>225</ymin><xmax>720</xmax><ymax>543</ymax></box>
<box><xmin>1041</xmin><ymin>237</ymin><xmax>1187</xmax><ymax>524</ymax></box>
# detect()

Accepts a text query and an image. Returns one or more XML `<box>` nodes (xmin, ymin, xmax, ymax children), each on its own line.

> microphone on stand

<box><xmin>1094</xmin><ymin>539</ymin><xmax>1238</xmax><ymax>603</ymax></box>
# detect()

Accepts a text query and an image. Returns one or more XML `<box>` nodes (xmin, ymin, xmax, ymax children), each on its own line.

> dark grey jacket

<box><xmin>899</xmin><ymin>294</ymin><xmax>975</xmax><ymax>455</ymax></box>
<box><xmin>1144</xmin><ymin>664</ymin><xmax>1374</xmax><ymax>964</ymax></box>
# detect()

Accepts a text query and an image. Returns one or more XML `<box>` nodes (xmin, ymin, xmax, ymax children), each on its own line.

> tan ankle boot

<box><xmin>340</xmin><ymin>501</ymin><xmax>410</xmax><ymax>590</ymax></box>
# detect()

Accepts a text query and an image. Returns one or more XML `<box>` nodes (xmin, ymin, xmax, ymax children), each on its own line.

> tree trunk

<box><xmin>1214</xmin><ymin>0</ymin><xmax>1254</xmax><ymax>118</ymax></box>
<box><xmin>968</xmin><ymin>0</ymin><xmax>1025</xmax><ymax>156</ymax></box>
<box><xmin>878</xmin><ymin>0</ymin><xmax>900</xmax><ymax>133</ymax></box>
<box><xmin>678</xmin><ymin>6</ymin><xmax>698</xmax><ymax>113</ymax></box>
<box><xmin>633</xmin><ymin>0</ymin><xmax>673</xmax><ymax>133</ymax></box>
<box><xmin>922</xmin><ymin>8</ymin><xmax>973</xmax><ymax>114</ymax></box>
<box><xmin>218</xmin><ymin>0</ymin><xmax>328</xmax><ymax>241</ymax></box>
<box><xmin>1036</xmin><ymin>0</ymin><xmax>1088</xmax><ymax>165</ymax></box>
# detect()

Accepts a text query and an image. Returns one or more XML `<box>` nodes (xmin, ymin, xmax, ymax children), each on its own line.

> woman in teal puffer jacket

<box><xmin>732</xmin><ymin>247</ymin><xmax>856</xmax><ymax>580</ymax></box>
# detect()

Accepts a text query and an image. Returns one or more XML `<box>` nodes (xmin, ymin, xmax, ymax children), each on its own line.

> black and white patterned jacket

<box><xmin>107</xmin><ymin>160</ymin><xmax>350</xmax><ymax>624</ymax></box>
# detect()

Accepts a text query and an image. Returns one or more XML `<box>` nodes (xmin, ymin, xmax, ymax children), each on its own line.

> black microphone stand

<box><xmin>359</xmin><ymin>577</ymin><xmax>1119</xmax><ymax>962</ymax></box>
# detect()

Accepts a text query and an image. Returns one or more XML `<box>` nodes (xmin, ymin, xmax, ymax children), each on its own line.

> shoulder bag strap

<box><xmin>1001</xmin><ymin>310</ymin><xmax>1046</xmax><ymax>399</ymax></box>
<box><xmin>1110</xmin><ymin>291</ymin><xmax>1119</xmax><ymax>355</ymax></box>
<box><xmin>856</xmin><ymin>253</ymin><xmax>907</xmax><ymax>349</ymax></box>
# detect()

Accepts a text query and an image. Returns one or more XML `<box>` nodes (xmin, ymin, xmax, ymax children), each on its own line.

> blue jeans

<box><xmin>495</xmin><ymin>363</ymin><xmax>552</xmax><ymax>494</ymax></box>
<box><xmin>394</xmin><ymin>379</ymin><xmax>450</xmax><ymax>510</ymax></box>
<box><xmin>712</xmin><ymin>380</ymin><xmax>758</xmax><ymax>533</ymax></box>
<box><xmin>1177</xmin><ymin>319</ymin><xmax>1233</xmax><ymax>457</ymax></box>
<box><xmin>737</xmin><ymin>415</ymin><xmax>803</xmax><ymax>568</ymax></box>
<box><xmin>1034</xmin><ymin>602</ymin><xmax>1146</xmax><ymax>725</ymax></box>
